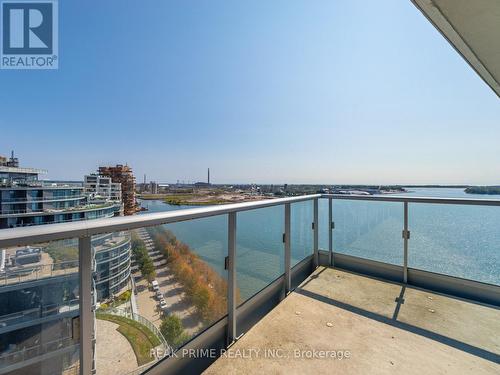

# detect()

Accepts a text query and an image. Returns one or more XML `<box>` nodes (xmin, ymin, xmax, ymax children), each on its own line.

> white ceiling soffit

<box><xmin>412</xmin><ymin>0</ymin><xmax>500</xmax><ymax>98</ymax></box>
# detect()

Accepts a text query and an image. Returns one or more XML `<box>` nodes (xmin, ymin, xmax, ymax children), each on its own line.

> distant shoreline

<box><xmin>137</xmin><ymin>193</ymin><xmax>274</xmax><ymax>206</ymax></box>
<box><xmin>137</xmin><ymin>185</ymin><xmax>500</xmax><ymax>205</ymax></box>
<box><xmin>464</xmin><ymin>186</ymin><xmax>500</xmax><ymax>195</ymax></box>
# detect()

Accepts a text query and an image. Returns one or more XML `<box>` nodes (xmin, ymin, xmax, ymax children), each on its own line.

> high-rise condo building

<box><xmin>98</xmin><ymin>165</ymin><xmax>137</xmax><ymax>216</ymax></box>
<box><xmin>0</xmin><ymin>155</ymin><xmax>132</xmax><ymax>375</ymax></box>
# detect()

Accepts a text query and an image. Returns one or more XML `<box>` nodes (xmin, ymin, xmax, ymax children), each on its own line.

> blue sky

<box><xmin>1</xmin><ymin>0</ymin><xmax>499</xmax><ymax>184</ymax></box>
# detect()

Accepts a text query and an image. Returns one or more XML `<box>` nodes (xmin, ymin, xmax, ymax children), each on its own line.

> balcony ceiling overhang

<box><xmin>412</xmin><ymin>0</ymin><xmax>500</xmax><ymax>97</ymax></box>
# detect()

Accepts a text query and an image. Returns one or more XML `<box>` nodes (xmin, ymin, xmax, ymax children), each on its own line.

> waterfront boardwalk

<box><xmin>134</xmin><ymin>228</ymin><xmax>203</xmax><ymax>335</ymax></box>
<box><xmin>206</xmin><ymin>267</ymin><xmax>500</xmax><ymax>375</ymax></box>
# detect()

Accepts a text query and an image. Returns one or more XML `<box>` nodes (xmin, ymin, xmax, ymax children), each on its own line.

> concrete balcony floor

<box><xmin>205</xmin><ymin>267</ymin><xmax>500</xmax><ymax>374</ymax></box>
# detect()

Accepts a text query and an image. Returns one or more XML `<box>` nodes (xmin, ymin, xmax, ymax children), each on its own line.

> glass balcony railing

<box><xmin>0</xmin><ymin>195</ymin><xmax>85</xmax><ymax>203</ymax></box>
<box><xmin>0</xmin><ymin>237</ymin><xmax>81</xmax><ymax>375</ymax></box>
<box><xmin>1</xmin><ymin>260</ymin><xmax>79</xmax><ymax>286</ymax></box>
<box><xmin>0</xmin><ymin>194</ymin><xmax>499</xmax><ymax>375</ymax></box>
<box><xmin>332</xmin><ymin>199</ymin><xmax>404</xmax><ymax>266</ymax></box>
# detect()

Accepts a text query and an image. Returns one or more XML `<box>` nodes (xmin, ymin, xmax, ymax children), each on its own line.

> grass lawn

<box><xmin>96</xmin><ymin>313</ymin><xmax>161</xmax><ymax>365</ymax></box>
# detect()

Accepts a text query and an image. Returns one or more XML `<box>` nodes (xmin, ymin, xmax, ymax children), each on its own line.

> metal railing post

<box><xmin>79</xmin><ymin>236</ymin><xmax>94</xmax><ymax>375</ymax></box>
<box><xmin>403</xmin><ymin>202</ymin><xmax>409</xmax><ymax>284</ymax></box>
<box><xmin>328</xmin><ymin>197</ymin><xmax>333</xmax><ymax>267</ymax></box>
<box><xmin>227</xmin><ymin>212</ymin><xmax>237</xmax><ymax>346</ymax></box>
<box><xmin>284</xmin><ymin>203</ymin><xmax>291</xmax><ymax>296</ymax></box>
<box><xmin>313</xmin><ymin>198</ymin><xmax>319</xmax><ymax>268</ymax></box>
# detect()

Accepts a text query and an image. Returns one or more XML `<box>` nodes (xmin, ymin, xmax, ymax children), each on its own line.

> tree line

<box><xmin>131</xmin><ymin>236</ymin><xmax>156</xmax><ymax>282</ymax></box>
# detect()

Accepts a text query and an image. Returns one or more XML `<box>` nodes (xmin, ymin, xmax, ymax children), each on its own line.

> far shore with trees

<box><xmin>465</xmin><ymin>186</ymin><xmax>500</xmax><ymax>195</ymax></box>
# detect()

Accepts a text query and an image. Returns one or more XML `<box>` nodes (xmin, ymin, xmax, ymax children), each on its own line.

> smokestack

<box><xmin>208</xmin><ymin>168</ymin><xmax>210</xmax><ymax>184</ymax></box>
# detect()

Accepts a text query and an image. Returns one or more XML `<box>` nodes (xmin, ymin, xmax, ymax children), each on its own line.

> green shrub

<box><xmin>119</xmin><ymin>290</ymin><xmax>132</xmax><ymax>302</ymax></box>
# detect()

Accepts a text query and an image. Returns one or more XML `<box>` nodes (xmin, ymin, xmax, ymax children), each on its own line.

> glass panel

<box><xmin>318</xmin><ymin>198</ymin><xmax>329</xmax><ymax>250</ymax></box>
<box><xmin>94</xmin><ymin>218</ymin><xmax>227</xmax><ymax>372</ymax></box>
<box><xmin>291</xmin><ymin>201</ymin><xmax>313</xmax><ymax>267</ymax></box>
<box><xmin>409</xmin><ymin>204</ymin><xmax>500</xmax><ymax>285</ymax></box>
<box><xmin>0</xmin><ymin>239</ymin><xmax>80</xmax><ymax>375</ymax></box>
<box><xmin>236</xmin><ymin>206</ymin><xmax>284</xmax><ymax>302</ymax></box>
<box><xmin>333</xmin><ymin>200</ymin><xmax>403</xmax><ymax>265</ymax></box>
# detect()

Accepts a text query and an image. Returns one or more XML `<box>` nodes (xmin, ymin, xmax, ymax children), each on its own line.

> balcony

<box><xmin>205</xmin><ymin>266</ymin><xmax>499</xmax><ymax>374</ymax></box>
<box><xmin>0</xmin><ymin>194</ymin><xmax>499</xmax><ymax>375</ymax></box>
<box><xmin>1</xmin><ymin>260</ymin><xmax>79</xmax><ymax>286</ymax></box>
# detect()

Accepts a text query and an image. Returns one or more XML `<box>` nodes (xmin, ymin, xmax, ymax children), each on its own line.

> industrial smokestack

<box><xmin>208</xmin><ymin>168</ymin><xmax>210</xmax><ymax>184</ymax></box>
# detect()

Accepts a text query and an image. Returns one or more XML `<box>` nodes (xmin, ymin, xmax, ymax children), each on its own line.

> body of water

<box><xmin>139</xmin><ymin>188</ymin><xmax>500</xmax><ymax>300</ymax></box>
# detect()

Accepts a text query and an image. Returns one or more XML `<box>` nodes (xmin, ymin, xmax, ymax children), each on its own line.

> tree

<box><xmin>160</xmin><ymin>315</ymin><xmax>187</xmax><ymax>347</ymax></box>
<box><xmin>142</xmin><ymin>258</ymin><xmax>156</xmax><ymax>282</ymax></box>
<box><xmin>192</xmin><ymin>285</ymin><xmax>210</xmax><ymax>319</ymax></box>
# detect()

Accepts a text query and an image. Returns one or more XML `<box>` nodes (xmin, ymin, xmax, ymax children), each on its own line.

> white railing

<box><xmin>97</xmin><ymin>307</ymin><xmax>167</xmax><ymax>346</ymax></box>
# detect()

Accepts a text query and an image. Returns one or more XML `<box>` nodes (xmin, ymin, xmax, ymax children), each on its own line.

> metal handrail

<box><xmin>0</xmin><ymin>194</ymin><xmax>321</xmax><ymax>248</ymax></box>
<box><xmin>2</xmin><ymin>193</ymin><xmax>500</xmax><ymax>249</ymax></box>
<box><xmin>0</xmin><ymin>298</ymin><xmax>79</xmax><ymax>330</ymax></box>
<box><xmin>0</xmin><ymin>337</ymin><xmax>78</xmax><ymax>365</ymax></box>
<box><xmin>322</xmin><ymin>193</ymin><xmax>500</xmax><ymax>206</ymax></box>
<box><xmin>98</xmin><ymin>307</ymin><xmax>167</xmax><ymax>346</ymax></box>
<box><xmin>0</xmin><ymin>260</ymin><xmax>79</xmax><ymax>286</ymax></box>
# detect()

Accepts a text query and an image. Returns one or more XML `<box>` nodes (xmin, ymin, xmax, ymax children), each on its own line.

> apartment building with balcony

<box><xmin>0</xmin><ymin>157</ymin><xmax>132</xmax><ymax>375</ymax></box>
<box><xmin>98</xmin><ymin>165</ymin><xmax>137</xmax><ymax>216</ymax></box>
<box><xmin>83</xmin><ymin>175</ymin><xmax>122</xmax><ymax>203</ymax></box>
<box><xmin>0</xmin><ymin>167</ymin><xmax>118</xmax><ymax>229</ymax></box>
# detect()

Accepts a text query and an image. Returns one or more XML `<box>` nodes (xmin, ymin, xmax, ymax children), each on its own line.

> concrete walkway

<box><xmin>95</xmin><ymin>319</ymin><xmax>137</xmax><ymax>375</ymax></box>
<box><xmin>133</xmin><ymin>229</ymin><xmax>203</xmax><ymax>335</ymax></box>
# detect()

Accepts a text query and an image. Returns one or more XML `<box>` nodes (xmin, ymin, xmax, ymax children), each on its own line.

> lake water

<box><xmin>139</xmin><ymin>188</ymin><xmax>500</xmax><ymax>300</ymax></box>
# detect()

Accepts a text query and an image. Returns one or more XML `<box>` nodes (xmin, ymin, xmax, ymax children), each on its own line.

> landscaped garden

<box><xmin>96</xmin><ymin>312</ymin><xmax>161</xmax><ymax>366</ymax></box>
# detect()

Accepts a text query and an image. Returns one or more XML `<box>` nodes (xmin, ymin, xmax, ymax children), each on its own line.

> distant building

<box><xmin>98</xmin><ymin>165</ymin><xmax>137</xmax><ymax>215</ymax></box>
<box><xmin>0</xmin><ymin>151</ymin><xmax>19</xmax><ymax>168</ymax></box>
<box><xmin>150</xmin><ymin>181</ymin><xmax>158</xmax><ymax>194</ymax></box>
<box><xmin>84</xmin><ymin>174</ymin><xmax>122</xmax><ymax>202</ymax></box>
<box><xmin>194</xmin><ymin>181</ymin><xmax>210</xmax><ymax>188</ymax></box>
<box><xmin>195</xmin><ymin>167</ymin><xmax>212</xmax><ymax>188</ymax></box>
